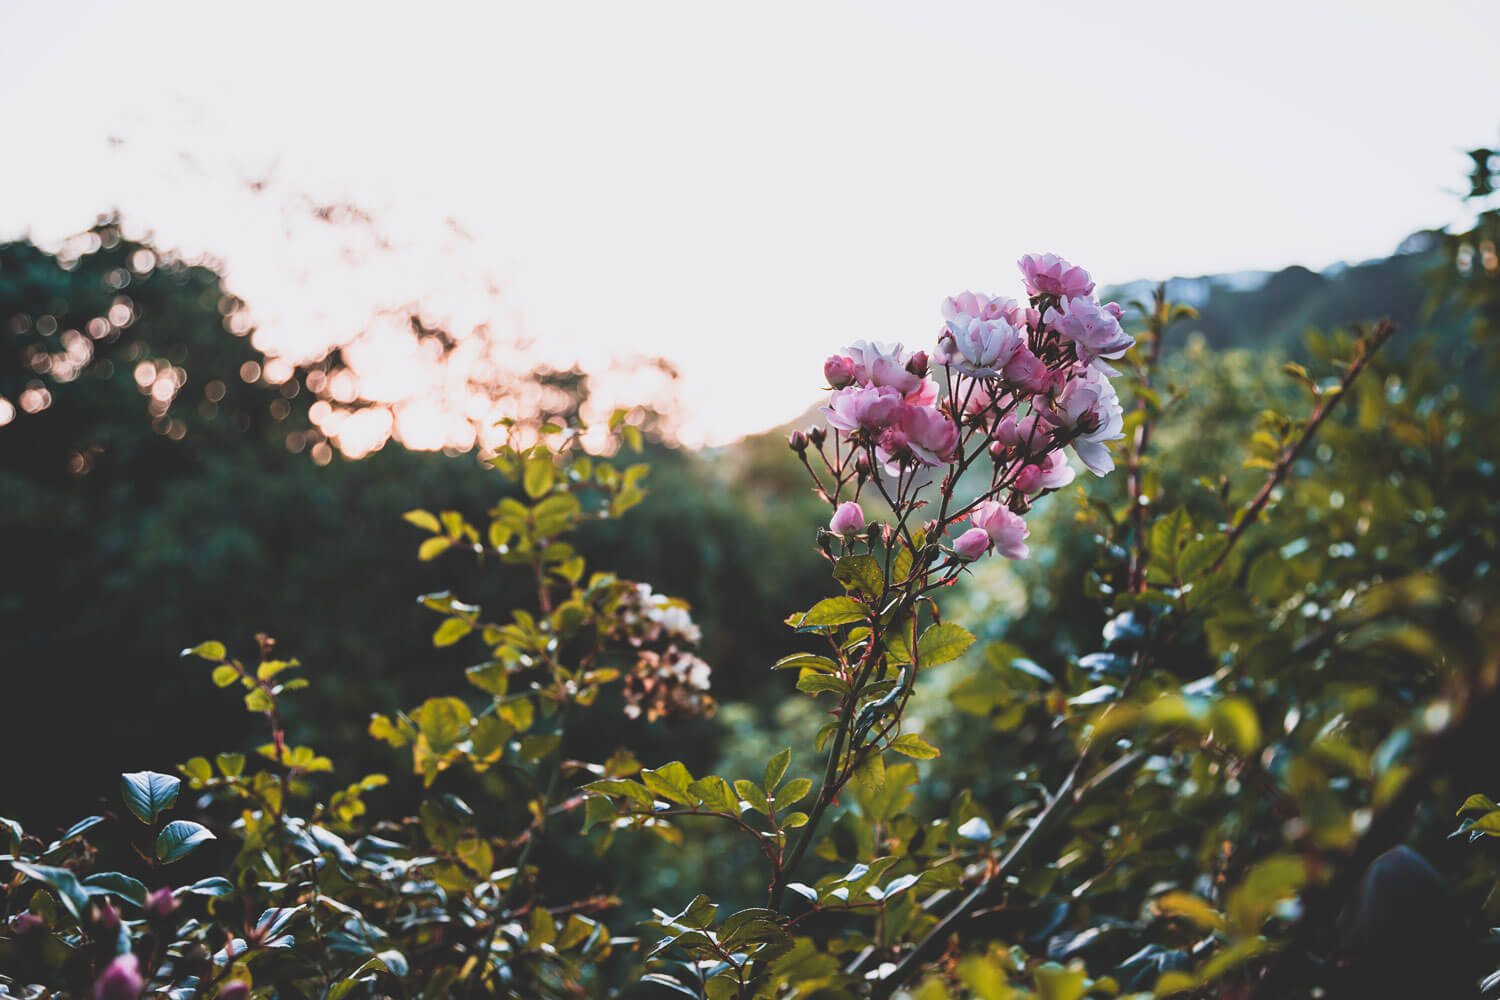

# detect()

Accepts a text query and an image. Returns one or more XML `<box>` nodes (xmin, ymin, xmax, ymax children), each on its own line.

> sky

<box><xmin>1</xmin><ymin>0</ymin><xmax>1497</xmax><ymax>446</ymax></box>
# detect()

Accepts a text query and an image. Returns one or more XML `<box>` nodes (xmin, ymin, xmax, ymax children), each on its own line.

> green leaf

<box><xmin>418</xmin><ymin>536</ymin><xmax>452</xmax><ymax>561</ymax></box>
<box><xmin>1209</xmin><ymin>698</ymin><xmax>1261</xmax><ymax>754</ymax></box>
<box><xmin>891</xmin><ymin>733</ymin><xmax>940</xmax><ymax>759</ymax></box>
<box><xmin>581</xmin><ymin>795</ymin><xmax>617</xmax><ymax>834</ymax></box>
<box><xmin>403</xmin><ymin>509</ymin><xmax>442</xmax><ymax>532</ymax></box>
<box><xmin>734</xmin><ymin>780</ymin><xmax>770</xmax><ymax>815</ymax></box>
<box><xmin>789</xmin><ymin>597</ymin><xmax>866</xmax><ymax>630</ymax></box>
<box><xmin>184</xmin><ymin>876</ymin><xmax>235</xmax><ymax>897</ymax></box>
<box><xmin>155</xmin><ymin>820</ymin><xmax>215</xmax><ymax>863</ymax></box>
<box><xmin>182</xmin><ymin>640</ymin><xmax>226</xmax><ymax>661</ymax></box>
<box><xmin>121</xmin><ymin>771</ymin><xmax>181</xmax><ymax>824</ymax></box>
<box><xmin>432</xmin><ymin>617</ymin><xmax>473</xmax><ymax>648</ymax></box>
<box><xmin>1458</xmin><ymin>794</ymin><xmax>1500</xmax><ymax>816</ymax></box>
<box><xmin>1157</xmin><ymin>891</ymin><xmax>1225</xmax><ymax>931</ymax></box>
<box><xmin>833</xmin><ymin>555</ymin><xmax>884</xmax><ymax>599</ymax></box>
<box><xmin>524</xmin><ymin>456</ymin><xmax>555</xmax><ymax>498</ymax></box>
<box><xmin>775</xmin><ymin>777</ymin><xmax>813</xmax><ymax>808</ymax></box>
<box><xmin>12</xmin><ymin>862</ymin><xmax>91</xmax><ymax>920</ymax></box>
<box><xmin>771</xmin><ymin>653</ymin><xmax>838</xmax><ymax>673</ymax></box>
<box><xmin>82</xmin><ymin>872</ymin><xmax>148</xmax><ymax>909</ymax></box>
<box><xmin>1178</xmin><ymin>535</ymin><xmax>1227</xmax><ymax>580</ymax></box>
<box><xmin>852</xmin><ymin>752</ymin><xmax>885</xmax><ymax>793</ymax></box>
<box><xmin>414</xmin><ymin>697</ymin><xmax>471</xmax><ymax>753</ymax></box>
<box><xmin>916</xmin><ymin>623</ymin><xmax>975</xmax><ymax>667</ymax></box>
<box><xmin>796</xmin><ymin>672</ymin><xmax>851</xmax><ymax>697</ymax></box>
<box><xmin>688</xmin><ymin>776</ymin><xmax>739</xmax><ymax>814</ymax></box>
<box><xmin>642</xmin><ymin>762</ymin><xmax>697</xmax><ymax>805</ymax></box>
<box><xmin>1150</xmin><ymin>507</ymin><xmax>1192</xmax><ymax>580</ymax></box>
<box><xmin>764</xmin><ymin>748</ymin><xmax>791</xmax><ymax>792</ymax></box>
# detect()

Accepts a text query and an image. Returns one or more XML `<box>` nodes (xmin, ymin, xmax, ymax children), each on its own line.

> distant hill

<box><xmin>747</xmin><ymin>231</ymin><xmax>1471</xmax><ymax>450</ymax></box>
<box><xmin>1101</xmin><ymin>230</ymin><xmax>1468</xmax><ymax>357</ymax></box>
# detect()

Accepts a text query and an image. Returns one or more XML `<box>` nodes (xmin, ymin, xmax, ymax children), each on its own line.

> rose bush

<box><xmin>4</xmin><ymin>199</ymin><xmax>1500</xmax><ymax>1000</ymax></box>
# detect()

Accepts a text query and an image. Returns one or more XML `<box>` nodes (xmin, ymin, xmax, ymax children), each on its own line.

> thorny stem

<box><xmin>868</xmin><ymin>748</ymin><xmax>1149</xmax><ymax>1000</ymax></box>
<box><xmin>1210</xmin><ymin>320</ymin><xmax>1396</xmax><ymax>574</ymax></box>
<box><xmin>1126</xmin><ymin>285</ymin><xmax>1172</xmax><ymax>594</ymax></box>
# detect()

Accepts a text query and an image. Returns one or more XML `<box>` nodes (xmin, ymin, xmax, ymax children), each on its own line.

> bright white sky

<box><xmin>1</xmin><ymin>0</ymin><xmax>1496</xmax><ymax>446</ymax></box>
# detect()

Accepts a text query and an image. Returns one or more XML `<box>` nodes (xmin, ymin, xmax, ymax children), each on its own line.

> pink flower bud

<box><xmin>787</xmin><ymin>430</ymin><xmax>808</xmax><ymax>453</ymax></box>
<box><xmin>988</xmin><ymin>440</ymin><xmax>1009</xmax><ymax>463</ymax></box>
<box><xmin>953</xmin><ymin>527</ymin><xmax>991</xmax><ymax>561</ymax></box>
<box><xmin>905</xmin><ymin>350</ymin><xmax>929</xmax><ymax>377</ymax></box>
<box><xmin>808</xmin><ymin>425</ymin><xmax>827</xmax><ymax>447</ymax></box>
<box><xmin>829</xmin><ymin>502</ymin><xmax>866</xmax><ymax>536</ymax></box>
<box><xmin>854</xmin><ymin>453</ymin><xmax>872</xmax><ymax>479</ymax></box>
<box><xmin>971</xmin><ymin>501</ymin><xmax>1030</xmax><ymax>560</ymax></box>
<box><xmin>13</xmin><ymin>912</ymin><xmax>44</xmax><ymax>934</ymax></box>
<box><xmin>146</xmin><ymin>887</ymin><xmax>177</xmax><ymax>920</ymax></box>
<box><xmin>94</xmin><ymin>900</ymin><xmax>122</xmax><ymax>937</ymax></box>
<box><xmin>1013</xmin><ymin>464</ymin><xmax>1043</xmax><ymax>494</ymax></box>
<box><xmin>93</xmin><ymin>953</ymin><xmax>143</xmax><ymax>1000</ymax></box>
<box><xmin>824</xmin><ymin>355</ymin><xmax>856</xmax><ymax>389</ymax></box>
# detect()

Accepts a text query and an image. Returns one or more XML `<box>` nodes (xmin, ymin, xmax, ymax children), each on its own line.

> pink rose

<box><xmin>823</xmin><ymin>385</ymin><xmax>904</xmax><ymax>433</ymax></box>
<box><xmin>1042</xmin><ymin>296</ymin><xmax>1134</xmax><ymax>365</ymax></box>
<box><xmin>1045</xmin><ymin>368</ymin><xmax>1124</xmax><ymax>476</ymax></box>
<box><xmin>829</xmin><ymin>501</ymin><xmax>866</xmax><ymax>535</ymax></box>
<box><xmin>844</xmin><ymin>341</ymin><xmax>925</xmax><ymax>396</ymax></box>
<box><xmin>1001</xmin><ymin>344</ymin><xmax>1055</xmax><ymax>394</ymax></box>
<box><xmin>94</xmin><ymin>954</ymin><xmax>143</xmax><ymax>1000</ymax></box>
<box><xmin>1013</xmin><ymin>464</ymin><xmax>1043</xmax><ymax>494</ymax></box>
<box><xmin>971</xmin><ymin>500</ymin><xmax>1030</xmax><ymax>559</ymax></box>
<box><xmin>953</xmin><ymin>527</ymin><xmax>991</xmax><ymax>560</ymax></box>
<box><xmin>824</xmin><ymin>355</ymin><xmax>856</xmax><ymax>389</ymax></box>
<box><xmin>936</xmin><ymin>316</ymin><xmax>1023</xmax><ymax>377</ymax></box>
<box><xmin>992</xmin><ymin>412</ymin><xmax>1050</xmax><ymax>453</ymax></box>
<box><xmin>899</xmin><ymin>404</ymin><xmax>959</xmax><ymax>466</ymax></box>
<box><xmin>1018</xmin><ymin>252</ymin><xmax>1095</xmax><ymax>298</ymax></box>
<box><xmin>1037</xmin><ymin>450</ymin><xmax>1076</xmax><ymax>490</ymax></box>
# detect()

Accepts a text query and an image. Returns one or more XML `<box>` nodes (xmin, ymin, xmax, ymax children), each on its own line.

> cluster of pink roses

<box><xmin>815</xmin><ymin>253</ymin><xmax>1131</xmax><ymax>564</ymax></box>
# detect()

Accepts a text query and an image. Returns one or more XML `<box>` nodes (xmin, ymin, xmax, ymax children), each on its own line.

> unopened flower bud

<box><xmin>13</xmin><ymin>912</ymin><xmax>44</xmax><ymax>934</ymax></box>
<box><xmin>146</xmin><ymin>887</ymin><xmax>177</xmax><ymax>920</ymax></box>
<box><xmin>93</xmin><ymin>953</ymin><xmax>143</xmax><ymax>1000</ymax></box>
<box><xmin>94</xmin><ymin>900</ymin><xmax>121</xmax><ymax>938</ymax></box>
<box><xmin>854</xmin><ymin>452</ymin><xmax>872</xmax><ymax>480</ymax></box>
<box><xmin>1014</xmin><ymin>464</ymin><xmax>1043</xmax><ymax>494</ymax></box>
<box><xmin>829</xmin><ymin>502</ymin><xmax>865</xmax><ymax>536</ymax></box>
<box><xmin>905</xmin><ymin>351</ymin><xmax>929</xmax><ymax>377</ymax></box>
<box><xmin>988</xmin><ymin>440</ymin><xmax>1008</xmax><ymax>463</ymax></box>
<box><xmin>953</xmin><ymin>527</ymin><xmax>991</xmax><ymax>561</ymax></box>
<box><xmin>217</xmin><ymin>981</ymin><xmax>250</xmax><ymax>1000</ymax></box>
<box><xmin>788</xmin><ymin>430</ymin><xmax>808</xmax><ymax>453</ymax></box>
<box><xmin>824</xmin><ymin>355</ymin><xmax>856</xmax><ymax>389</ymax></box>
<box><xmin>808</xmin><ymin>425</ymin><xmax>827</xmax><ymax>448</ymax></box>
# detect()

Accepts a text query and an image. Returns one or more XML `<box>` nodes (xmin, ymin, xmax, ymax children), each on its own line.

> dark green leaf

<box><xmin>121</xmin><ymin>771</ymin><xmax>180</xmax><ymax>824</ymax></box>
<box><xmin>155</xmin><ymin>820</ymin><xmax>215</xmax><ymax>863</ymax></box>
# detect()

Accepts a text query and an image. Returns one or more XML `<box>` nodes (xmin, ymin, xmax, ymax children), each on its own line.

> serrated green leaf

<box><xmin>155</xmin><ymin>820</ymin><xmax>215</xmax><ymax>864</ymax></box>
<box><xmin>121</xmin><ymin>771</ymin><xmax>180</xmax><ymax>824</ymax></box>
<box><xmin>891</xmin><ymin>733</ymin><xmax>940</xmax><ymax>759</ymax></box>
<box><xmin>796</xmin><ymin>672</ymin><xmax>850</xmax><ymax>697</ymax></box>
<box><xmin>790</xmin><ymin>597</ymin><xmax>866</xmax><ymax>630</ymax></box>
<box><xmin>764</xmin><ymin>749</ymin><xmax>791</xmax><ymax>792</ymax></box>
<box><xmin>771</xmin><ymin>653</ymin><xmax>838</xmax><ymax>673</ymax></box>
<box><xmin>833</xmin><ymin>555</ymin><xmax>884</xmax><ymax>599</ymax></box>
<box><xmin>916</xmin><ymin>623</ymin><xmax>974</xmax><ymax>667</ymax></box>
